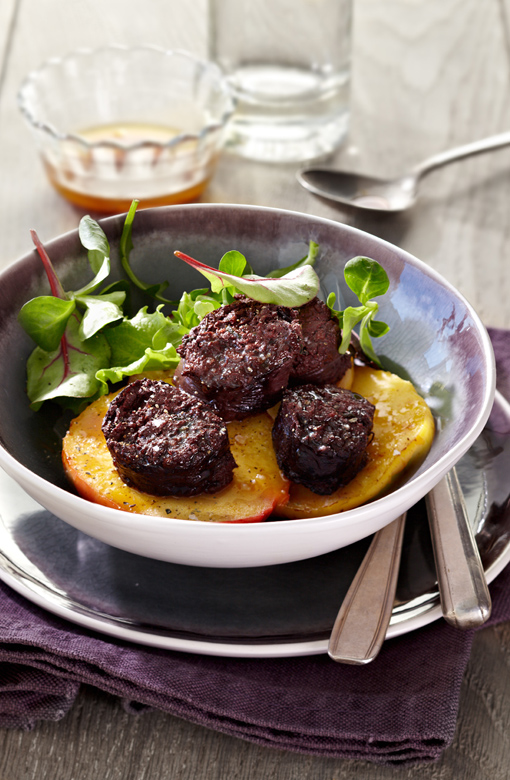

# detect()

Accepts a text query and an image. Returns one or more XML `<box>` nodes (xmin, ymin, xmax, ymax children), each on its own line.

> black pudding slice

<box><xmin>272</xmin><ymin>384</ymin><xmax>375</xmax><ymax>495</ymax></box>
<box><xmin>102</xmin><ymin>378</ymin><xmax>237</xmax><ymax>497</ymax></box>
<box><xmin>175</xmin><ymin>297</ymin><xmax>301</xmax><ymax>421</ymax></box>
<box><xmin>290</xmin><ymin>297</ymin><xmax>352</xmax><ymax>385</ymax></box>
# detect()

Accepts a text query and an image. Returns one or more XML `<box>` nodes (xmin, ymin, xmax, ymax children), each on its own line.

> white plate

<box><xmin>0</xmin><ymin>391</ymin><xmax>509</xmax><ymax>658</ymax></box>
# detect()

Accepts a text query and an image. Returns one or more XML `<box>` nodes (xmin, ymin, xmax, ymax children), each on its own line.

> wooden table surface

<box><xmin>1</xmin><ymin>1</ymin><xmax>510</xmax><ymax>778</ymax></box>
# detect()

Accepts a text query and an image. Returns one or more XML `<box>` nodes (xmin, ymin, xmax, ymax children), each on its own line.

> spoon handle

<box><xmin>425</xmin><ymin>468</ymin><xmax>492</xmax><ymax>629</ymax></box>
<box><xmin>328</xmin><ymin>513</ymin><xmax>406</xmax><ymax>664</ymax></box>
<box><xmin>414</xmin><ymin>130</ymin><xmax>510</xmax><ymax>181</ymax></box>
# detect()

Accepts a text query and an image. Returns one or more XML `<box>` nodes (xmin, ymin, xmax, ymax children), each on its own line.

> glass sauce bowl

<box><xmin>18</xmin><ymin>46</ymin><xmax>234</xmax><ymax>213</ymax></box>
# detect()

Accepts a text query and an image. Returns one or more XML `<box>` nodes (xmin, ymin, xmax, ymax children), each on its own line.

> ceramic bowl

<box><xmin>17</xmin><ymin>46</ymin><xmax>234</xmax><ymax>213</ymax></box>
<box><xmin>0</xmin><ymin>205</ymin><xmax>496</xmax><ymax>567</ymax></box>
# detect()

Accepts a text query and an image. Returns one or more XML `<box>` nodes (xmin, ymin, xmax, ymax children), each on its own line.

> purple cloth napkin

<box><xmin>0</xmin><ymin>327</ymin><xmax>509</xmax><ymax>765</ymax></box>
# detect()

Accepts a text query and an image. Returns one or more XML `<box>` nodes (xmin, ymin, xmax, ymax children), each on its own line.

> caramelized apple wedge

<box><xmin>62</xmin><ymin>394</ymin><xmax>290</xmax><ymax>523</ymax></box>
<box><xmin>62</xmin><ymin>365</ymin><xmax>434</xmax><ymax>523</ymax></box>
<box><xmin>274</xmin><ymin>366</ymin><xmax>435</xmax><ymax>519</ymax></box>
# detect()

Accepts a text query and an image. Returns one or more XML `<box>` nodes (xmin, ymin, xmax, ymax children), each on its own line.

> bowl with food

<box><xmin>18</xmin><ymin>46</ymin><xmax>234</xmax><ymax>213</ymax></box>
<box><xmin>0</xmin><ymin>203</ymin><xmax>495</xmax><ymax>567</ymax></box>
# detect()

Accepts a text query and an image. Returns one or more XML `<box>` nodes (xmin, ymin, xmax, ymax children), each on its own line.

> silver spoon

<box><xmin>426</xmin><ymin>467</ymin><xmax>492</xmax><ymax>630</ymax></box>
<box><xmin>297</xmin><ymin>130</ymin><xmax>510</xmax><ymax>213</ymax></box>
<box><xmin>328</xmin><ymin>468</ymin><xmax>491</xmax><ymax>664</ymax></box>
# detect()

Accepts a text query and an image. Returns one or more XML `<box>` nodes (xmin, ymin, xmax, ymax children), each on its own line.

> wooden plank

<box><xmin>0</xmin><ymin>0</ymin><xmax>18</xmax><ymax>71</ymax></box>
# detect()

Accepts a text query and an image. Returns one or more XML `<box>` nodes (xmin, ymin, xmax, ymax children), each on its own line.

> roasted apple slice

<box><xmin>62</xmin><ymin>394</ymin><xmax>290</xmax><ymax>523</ymax></box>
<box><xmin>274</xmin><ymin>366</ymin><xmax>435</xmax><ymax>519</ymax></box>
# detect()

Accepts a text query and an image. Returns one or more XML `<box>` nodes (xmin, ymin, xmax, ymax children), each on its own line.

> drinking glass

<box><xmin>209</xmin><ymin>0</ymin><xmax>353</xmax><ymax>162</ymax></box>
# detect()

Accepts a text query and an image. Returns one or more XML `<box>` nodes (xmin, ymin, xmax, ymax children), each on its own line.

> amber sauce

<box><xmin>43</xmin><ymin>122</ymin><xmax>213</xmax><ymax>214</ymax></box>
<box><xmin>44</xmin><ymin>165</ymin><xmax>210</xmax><ymax>214</ymax></box>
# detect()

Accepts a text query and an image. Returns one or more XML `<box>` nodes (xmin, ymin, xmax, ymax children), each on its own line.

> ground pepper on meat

<box><xmin>272</xmin><ymin>384</ymin><xmax>375</xmax><ymax>494</ymax></box>
<box><xmin>290</xmin><ymin>296</ymin><xmax>351</xmax><ymax>385</ymax></box>
<box><xmin>102</xmin><ymin>378</ymin><xmax>236</xmax><ymax>497</ymax></box>
<box><xmin>175</xmin><ymin>296</ymin><xmax>302</xmax><ymax>421</ymax></box>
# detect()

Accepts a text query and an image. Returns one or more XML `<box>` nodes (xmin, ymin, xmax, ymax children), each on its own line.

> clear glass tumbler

<box><xmin>209</xmin><ymin>0</ymin><xmax>353</xmax><ymax>163</ymax></box>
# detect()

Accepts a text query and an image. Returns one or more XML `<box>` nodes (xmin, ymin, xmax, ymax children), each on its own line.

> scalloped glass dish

<box><xmin>18</xmin><ymin>46</ymin><xmax>234</xmax><ymax>213</ymax></box>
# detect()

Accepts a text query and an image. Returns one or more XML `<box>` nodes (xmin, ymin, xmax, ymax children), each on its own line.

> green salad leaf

<box><xmin>96</xmin><ymin>307</ymin><xmax>180</xmax><ymax>392</ymax></box>
<box><xmin>77</xmin><ymin>292</ymin><xmax>126</xmax><ymax>341</ymax></box>
<box><xmin>174</xmin><ymin>250</ymin><xmax>320</xmax><ymax>307</ymax></box>
<box><xmin>119</xmin><ymin>200</ymin><xmax>175</xmax><ymax>304</ymax></box>
<box><xmin>344</xmin><ymin>256</ymin><xmax>390</xmax><ymax>301</ymax></box>
<box><xmin>18</xmin><ymin>296</ymin><xmax>76</xmax><ymax>352</ymax></box>
<box><xmin>75</xmin><ymin>217</ymin><xmax>112</xmax><ymax>295</ymax></box>
<box><xmin>216</xmin><ymin>250</ymin><xmax>248</xmax><ymax>279</ymax></box>
<box><xmin>327</xmin><ymin>256</ymin><xmax>390</xmax><ymax>366</ymax></box>
<box><xmin>169</xmin><ymin>288</ymin><xmax>224</xmax><ymax>333</ymax></box>
<box><xmin>26</xmin><ymin>314</ymin><xmax>111</xmax><ymax>411</ymax></box>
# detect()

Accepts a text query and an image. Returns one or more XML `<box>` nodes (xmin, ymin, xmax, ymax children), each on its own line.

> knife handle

<box><xmin>328</xmin><ymin>513</ymin><xmax>406</xmax><ymax>664</ymax></box>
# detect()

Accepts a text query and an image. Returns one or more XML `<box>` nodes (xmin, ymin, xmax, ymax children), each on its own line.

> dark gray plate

<box><xmin>0</xmin><ymin>392</ymin><xmax>509</xmax><ymax>658</ymax></box>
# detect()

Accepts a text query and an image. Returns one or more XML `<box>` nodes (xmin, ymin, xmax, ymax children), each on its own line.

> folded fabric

<box><xmin>0</xmin><ymin>327</ymin><xmax>509</xmax><ymax>765</ymax></box>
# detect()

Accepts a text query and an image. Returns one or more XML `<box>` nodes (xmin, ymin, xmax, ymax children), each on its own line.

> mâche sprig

<box><xmin>327</xmin><ymin>256</ymin><xmax>390</xmax><ymax>367</ymax></box>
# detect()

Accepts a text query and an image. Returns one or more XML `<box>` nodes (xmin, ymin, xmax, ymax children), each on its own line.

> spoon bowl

<box><xmin>297</xmin><ymin>169</ymin><xmax>418</xmax><ymax>213</ymax></box>
<box><xmin>298</xmin><ymin>130</ymin><xmax>510</xmax><ymax>213</ymax></box>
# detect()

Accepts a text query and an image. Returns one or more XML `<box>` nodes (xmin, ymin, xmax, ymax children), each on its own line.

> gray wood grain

<box><xmin>1</xmin><ymin>1</ymin><xmax>510</xmax><ymax>778</ymax></box>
